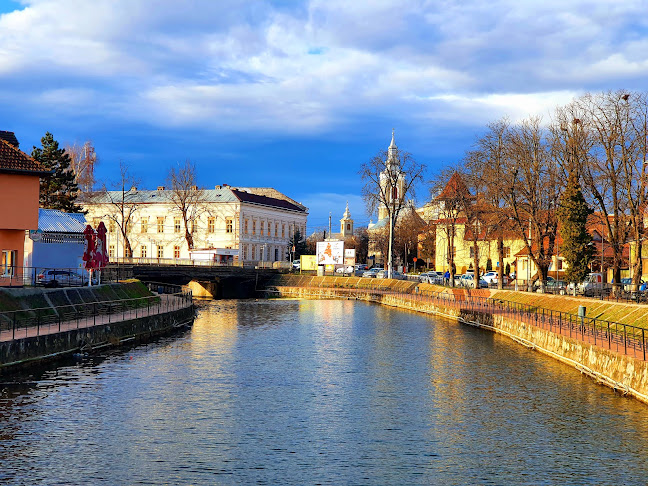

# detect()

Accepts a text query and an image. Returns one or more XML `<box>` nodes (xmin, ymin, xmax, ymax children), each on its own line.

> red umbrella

<box><xmin>82</xmin><ymin>225</ymin><xmax>96</xmax><ymax>270</ymax></box>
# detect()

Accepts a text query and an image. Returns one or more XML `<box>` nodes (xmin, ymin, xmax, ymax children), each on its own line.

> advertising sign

<box><xmin>344</xmin><ymin>248</ymin><xmax>356</xmax><ymax>268</ymax></box>
<box><xmin>317</xmin><ymin>241</ymin><xmax>344</xmax><ymax>265</ymax></box>
<box><xmin>301</xmin><ymin>255</ymin><xmax>317</xmax><ymax>271</ymax></box>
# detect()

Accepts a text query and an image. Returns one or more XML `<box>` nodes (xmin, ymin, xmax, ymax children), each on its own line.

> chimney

<box><xmin>130</xmin><ymin>186</ymin><xmax>137</xmax><ymax>191</ymax></box>
<box><xmin>215</xmin><ymin>185</ymin><xmax>221</xmax><ymax>189</ymax></box>
<box><xmin>157</xmin><ymin>186</ymin><xmax>165</xmax><ymax>191</ymax></box>
<box><xmin>191</xmin><ymin>185</ymin><xmax>198</xmax><ymax>190</ymax></box>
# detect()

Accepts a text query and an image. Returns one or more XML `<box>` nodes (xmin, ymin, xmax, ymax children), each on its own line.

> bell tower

<box><xmin>378</xmin><ymin>129</ymin><xmax>405</xmax><ymax>221</ymax></box>
<box><xmin>340</xmin><ymin>201</ymin><xmax>354</xmax><ymax>237</ymax></box>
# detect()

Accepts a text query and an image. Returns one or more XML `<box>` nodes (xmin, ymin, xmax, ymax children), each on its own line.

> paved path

<box><xmin>0</xmin><ymin>294</ymin><xmax>191</xmax><ymax>343</ymax></box>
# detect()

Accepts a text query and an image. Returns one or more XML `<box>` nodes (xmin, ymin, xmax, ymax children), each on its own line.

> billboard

<box><xmin>301</xmin><ymin>255</ymin><xmax>317</xmax><ymax>271</ymax></box>
<box><xmin>316</xmin><ymin>241</ymin><xmax>344</xmax><ymax>265</ymax></box>
<box><xmin>344</xmin><ymin>248</ymin><xmax>356</xmax><ymax>267</ymax></box>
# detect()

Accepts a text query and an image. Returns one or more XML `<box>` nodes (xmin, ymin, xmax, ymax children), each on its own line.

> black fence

<box><xmin>0</xmin><ymin>285</ymin><xmax>193</xmax><ymax>341</ymax></box>
<box><xmin>0</xmin><ymin>266</ymin><xmax>116</xmax><ymax>288</ymax></box>
<box><xmin>266</xmin><ymin>280</ymin><xmax>647</xmax><ymax>361</ymax></box>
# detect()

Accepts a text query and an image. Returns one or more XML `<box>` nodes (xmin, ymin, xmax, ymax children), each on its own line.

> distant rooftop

<box><xmin>0</xmin><ymin>130</ymin><xmax>19</xmax><ymax>148</ymax></box>
<box><xmin>0</xmin><ymin>138</ymin><xmax>49</xmax><ymax>175</ymax></box>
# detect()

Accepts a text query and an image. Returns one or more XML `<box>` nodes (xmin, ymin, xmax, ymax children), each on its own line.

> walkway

<box><xmin>0</xmin><ymin>294</ymin><xmax>191</xmax><ymax>343</ymax></box>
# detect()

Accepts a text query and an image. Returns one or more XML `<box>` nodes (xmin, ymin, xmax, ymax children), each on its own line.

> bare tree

<box><xmin>98</xmin><ymin>161</ymin><xmax>139</xmax><ymax>258</ymax></box>
<box><xmin>574</xmin><ymin>92</ymin><xmax>633</xmax><ymax>288</ymax></box>
<box><xmin>465</xmin><ymin>118</ymin><xmax>512</xmax><ymax>289</ymax></box>
<box><xmin>430</xmin><ymin>167</ymin><xmax>471</xmax><ymax>286</ymax></box>
<box><xmin>360</xmin><ymin>133</ymin><xmax>425</xmax><ymax>278</ymax></box>
<box><xmin>502</xmin><ymin>116</ymin><xmax>561</xmax><ymax>291</ymax></box>
<box><xmin>167</xmin><ymin>160</ymin><xmax>208</xmax><ymax>251</ymax></box>
<box><xmin>66</xmin><ymin>141</ymin><xmax>98</xmax><ymax>192</ymax></box>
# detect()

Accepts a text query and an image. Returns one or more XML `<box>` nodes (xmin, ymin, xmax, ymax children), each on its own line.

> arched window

<box><xmin>392</xmin><ymin>186</ymin><xmax>398</xmax><ymax>200</ymax></box>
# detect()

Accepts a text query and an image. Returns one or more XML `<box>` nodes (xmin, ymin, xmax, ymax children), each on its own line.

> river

<box><xmin>1</xmin><ymin>299</ymin><xmax>647</xmax><ymax>485</ymax></box>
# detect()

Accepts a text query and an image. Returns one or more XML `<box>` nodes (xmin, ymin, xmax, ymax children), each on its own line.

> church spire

<box><xmin>387</xmin><ymin>128</ymin><xmax>398</xmax><ymax>167</ymax></box>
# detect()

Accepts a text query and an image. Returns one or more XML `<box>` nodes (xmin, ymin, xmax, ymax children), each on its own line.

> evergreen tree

<box><xmin>557</xmin><ymin>171</ymin><xmax>593</xmax><ymax>283</ymax></box>
<box><xmin>32</xmin><ymin>132</ymin><xmax>83</xmax><ymax>212</ymax></box>
<box><xmin>287</xmin><ymin>230</ymin><xmax>307</xmax><ymax>259</ymax></box>
<box><xmin>486</xmin><ymin>258</ymin><xmax>493</xmax><ymax>272</ymax></box>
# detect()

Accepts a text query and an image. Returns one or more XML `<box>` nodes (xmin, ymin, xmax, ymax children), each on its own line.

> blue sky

<box><xmin>1</xmin><ymin>1</ymin><xmax>647</xmax><ymax>232</ymax></box>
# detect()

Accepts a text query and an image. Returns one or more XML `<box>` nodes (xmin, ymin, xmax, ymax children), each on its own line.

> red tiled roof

<box><xmin>436</xmin><ymin>172</ymin><xmax>471</xmax><ymax>201</ymax></box>
<box><xmin>0</xmin><ymin>138</ymin><xmax>49</xmax><ymax>174</ymax></box>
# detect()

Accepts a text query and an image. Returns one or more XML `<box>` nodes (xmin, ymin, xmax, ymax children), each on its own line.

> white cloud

<box><xmin>0</xmin><ymin>0</ymin><xmax>647</xmax><ymax>134</ymax></box>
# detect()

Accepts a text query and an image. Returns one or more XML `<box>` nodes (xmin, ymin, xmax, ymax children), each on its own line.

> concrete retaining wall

<box><xmin>273</xmin><ymin>286</ymin><xmax>648</xmax><ymax>405</ymax></box>
<box><xmin>0</xmin><ymin>306</ymin><xmax>194</xmax><ymax>372</ymax></box>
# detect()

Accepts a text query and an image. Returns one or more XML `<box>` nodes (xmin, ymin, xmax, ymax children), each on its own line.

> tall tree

<box><xmin>557</xmin><ymin>170</ymin><xmax>593</xmax><ymax>284</ymax></box>
<box><xmin>465</xmin><ymin>118</ymin><xmax>511</xmax><ymax>289</ymax></box>
<box><xmin>97</xmin><ymin>161</ymin><xmax>140</xmax><ymax>258</ymax></box>
<box><xmin>360</xmin><ymin>132</ymin><xmax>425</xmax><ymax>278</ymax></box>
<box><xmin>502</xmin><ymin>116</ymin><xmax>561</xmax><ymax>291</ymax></box>
<box><xmin>287</xmin><ymin>230</ymin><xmax>307</xmax><ymax>260</ymax></box>
<box><xmin>33</xmin><ymin>132</ymin><xmax>83</xmax><ymax>212</ymax></box>
<box><xmin>167</xmin><ymin>160</ymin><xmax>208</xmax><ymax>251</ymax></box>
<box><xmin>65</xmin><ymin>140</ymin><xmax>98</xmax><ymax>192</ymax></box>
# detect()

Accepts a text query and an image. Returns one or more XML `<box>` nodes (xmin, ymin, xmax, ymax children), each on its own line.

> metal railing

<box><xmin>265</xmin><ymin>279</ymin><xmax>647</xmax><ymax>361</ymax></box>
<box><xmin>0</xmin><ymin>266</ymin><xmax>116</xmax><ymax>288</ymax></box>
<box><xmin>0</xmin><ymin>285</ymin><xmax>193</xmax><ymax>341</ymax></box>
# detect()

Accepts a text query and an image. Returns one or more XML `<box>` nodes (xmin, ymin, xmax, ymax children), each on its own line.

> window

<box><xmin>141</xmin><ymin>219</ymin><xmax>148</xmax><ymax>233</ymax></box>
<box><xmin>243</xmin><ymin>245</ymin><xmax>248</xmax><ymax>260</ymax></box>
<box><xmin>1</xmin><ymin>250</ymin><xmax>16</xmax><ymax>276</ymax></box>
<box><xmin>275</xmin><ymin>223</ymin><xmax>278</xmax><ymax>237</ymax></box>
<box><xmin>557</xmin><ymin>259</ymin><xmax>563</xmax><ymax>270</ymax></box>
<box><xmin>157</xmin><ymin>245</ymin><xmax>164</xmax><ymax>258</ymax></box>
<box><xmin>141</xmin><ymin>246</ymin><xmax>147</xmax><ymax>258</ymax></box>
<box><xmin>244</xmin><ymin>219</ymin><xmax>249</xmax><ymax>234</ymax></box>
<box><xmin>347</xmin><ymin>224</ymin><xmax>351</xmax><ymax>231</ymax></box>
<box><xmin>174</xmin><ymin>245</ymin><xmax>180</xmax><ymax>258</ymax></box>
<box><xmin>282</xmin><ymin>224</ymin><xmax>285</xmax><ymax>238</ymax></box>
<box><xmin>275</xmin><ymin>248</ymin><xmax>279</xmax><ymax>261</ymax></box>
<box><xmin>174</xmin><ymin>218</ymin><xmax>181</xmax><ymax>233</ymax></box>
<box><xmin>109</xmin><ymin>245</ymin><xmax>115</xmax><ymax>258</ymax></box>
<box><xmin>208</xmin><ymin>217</ymin><xmax>215</xmax><ymax>233</ymax></box>
<box><xmin>109</xmin><ymin>221</ymin><xmax>116</xmax><ymax>233</ymax></box>
<box><xmin>125</xmin><ymin>247</ymin><xmax>132</xmax><ymax>258</ymax></box>
<box><xmin>157</xmin><ymin>217</ymin><xmax>164</xmax><ymax>233</ymax></box>
<box><xmin>226</xmin><ymin>218</ymin><xmax>233</xmax><ymax>233</ymax></box>
<box><xmin>252</xmin><ymin>221</ymin><xmax>256</xmax><ymax>235</ymax></box>
<box><xmin>261</xmin><ymin>221</ymin><xmax>265</xmax><ymax>236</ymax></box>
<box><xmin>503</xmin><ymin>247</ymin><xmax>511</xmax><ymax>258</ymax></box>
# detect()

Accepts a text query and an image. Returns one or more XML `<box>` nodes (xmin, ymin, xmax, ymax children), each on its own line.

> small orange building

<box><xmin>0</xmin><ymin>131</ymin><xmax>50</xmax><ymax>286</ymax></box>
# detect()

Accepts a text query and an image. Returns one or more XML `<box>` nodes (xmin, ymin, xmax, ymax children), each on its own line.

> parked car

<box><xmin>354</xmin><ymin>264</ymin><xmax>368</xmax><ymax>271</ymax></box>
<box><xmin>376</xmin><ymin>269</ymin><xmax>406</xmax><ymax>280</ymax></box>
<box><xmin>362</xmin><ymin>268</ymin><xmax>382</xmax><ymax>278</ymax></box>
<box><xmin>457</xmin><ymin>274</ymin><xmax>487</xmax><ymax>288</ymax></box>
<box><xmin>335</xmin><ymin>265</ymin><xmax>354</xmax><ymax>274</ymax></box>
<box><xmin>419</xmin><ymin>271</ymin><xmax>443</xmax><ymax>284</ymax></box>
<box><xmin>37</xmin><ymin>270</ymin><xmax>87</xmax><ymax>287</ymax></box>
<box><xmin>292</xmin><ymin>260</ymin><xmax>300</xmax><ymax>270</ymax></box>
<box><xmin>482</xmin><ymin>271</ymin><xmax>498</xmax><ymax>285</ymax></box>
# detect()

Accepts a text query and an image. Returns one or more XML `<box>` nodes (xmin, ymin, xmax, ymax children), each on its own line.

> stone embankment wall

<box><xmin>0</xmin><ymin>305</ymin><xmax>194</xmax><ymax>372</ymax></box>
<box><xmin>271</xmin><ymin>284</ymin><xmax>648</xmax><ymax>405</ymax></box>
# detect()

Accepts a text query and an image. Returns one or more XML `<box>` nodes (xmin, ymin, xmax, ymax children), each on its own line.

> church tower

<box><xmin>340</xmin><ymin>201</ymin><xmax>354</xmax><ymax>237</ymax></box>
<box><xmin>378</xmin><ymin>130</ymin><xmax>406</xmax><ymax>221</ymax></box>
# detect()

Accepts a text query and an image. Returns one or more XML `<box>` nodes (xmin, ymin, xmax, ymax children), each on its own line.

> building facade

<box><xmin>82</xmin><ymin>185</ymin><xmax>308</xmax><ymax>265</ymax></box>
<box><xmin>0</xmin><ymin>132</ymin><xmax>49</xmax><ymax>285</ymax></box>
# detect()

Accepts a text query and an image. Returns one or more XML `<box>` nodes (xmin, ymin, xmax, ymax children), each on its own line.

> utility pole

<box><xmin>328</xmin><ymin>212</ymin><xmax>332</xmax><ymax>240</ymax></box>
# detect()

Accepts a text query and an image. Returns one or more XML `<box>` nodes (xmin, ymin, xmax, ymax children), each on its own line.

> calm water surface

<box><xmin>1</xmin><ymin>299</ymin><xmax>647</xmax><ymax>485</ymax></box>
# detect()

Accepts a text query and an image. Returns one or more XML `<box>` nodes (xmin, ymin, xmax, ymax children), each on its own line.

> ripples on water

<box><xmin>1</xmin><ymin>299</ymin><xmax>647</xmax><ymax>485</ymax></box>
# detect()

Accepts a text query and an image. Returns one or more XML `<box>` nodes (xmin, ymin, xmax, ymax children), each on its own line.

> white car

<box><xmin>292</xmin><ymin>260</ymin><xmax>300</xmax><ymax>270</ymax></box>
<box><xmin>482</xmin><ymin>271</ymin><xmax>498</xmax><ymax>285</ymax></box>
<box><xmin>335</xmin><ymin>265</ymin><xmax>354</xmax><ymax>274</ymax></box>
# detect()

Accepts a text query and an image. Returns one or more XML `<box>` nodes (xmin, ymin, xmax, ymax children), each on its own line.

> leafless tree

<box><xmin>573</xmin><ymin>92</ymin><xmax>635</xmax><ymax>287</ymax></box>
<box><xmin>360</xmin><ymin>139</ymin><xmax>425</xmax><ymax>278</ymax></box>
<box><xmin>465</xmin><ymin>118</ymin><xmax>512</xmax><ymax>289</ymax></box>
<box><xmin>502</xmin><ymin>116</ymin><xmax>561</xmax><ymax>290</ymax></box>
<box><xmin>167</xmin><ymin>160</ymin><xmax>209</xmax><ymax>251</ymax></box>
<box><xmin>98</xmin><ymin>161</ymin><xmax>139</xmax><ymax>258</ymax></box>
<box><xmin>66</xmin><ymin>141</ymin><xmax>98</xmax><ymax>192</ymax></box>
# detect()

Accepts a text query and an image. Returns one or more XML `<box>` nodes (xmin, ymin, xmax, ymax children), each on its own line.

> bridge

<box><xmin>104</xmin><ymin>262</ymin><xmax>281</xmax><ymax>299</ymax></box>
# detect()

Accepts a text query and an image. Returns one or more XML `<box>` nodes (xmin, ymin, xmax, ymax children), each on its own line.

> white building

<box><xmin>82</xmin><ymin>185</ymin><xmax>308</xmax><ymax>265</ymax></box>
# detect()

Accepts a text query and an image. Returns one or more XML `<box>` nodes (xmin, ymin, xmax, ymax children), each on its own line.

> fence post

<box><xmin>37</xmin><ymin>308</ymin><xmax>40</xmax><ymax>336</ymax></box>
<box><xmin>608</xmin><ymin>322</ymin><xmax>611</xmax><ymax>350</ymax></box>
<box><xmin>643</xmin><ymin>328</ymin><xmax>646</xmax><ymax>361</ymax></box>
<box><xmin>12</xmin><ymin>312</ymin><xmax>16</xmax><ymax>340</ymax></box>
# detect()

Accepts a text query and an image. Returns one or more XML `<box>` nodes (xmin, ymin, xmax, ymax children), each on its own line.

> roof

<box><xmin>236</xmin><ymin>187</ymin><xmax>307</xmax><ymax>211</ymax></box>
<box><xmin>0</xmin><ymin>131</ymin><xmax>19</xmax><ymax>147</ymax></box>
<box><xmin>231</xmin><ymin>189</ymin><xmax>306</xmax><ymax>212</ymax></box>
<box><xmin>436</xmin><ymin>172</ymin><xmax>471</xmax><ymax>201</ymax></box>
<box><xmin>38</xmin><ymin>208</ymin><xmax>87</xmax><ymax>233</ymax></box>
<box><xmin>84</xmin><ymin>186</ymin><xmax>308</xmax><ymax>213</ymax></box>
<box><xmin>0</xmin><ymin>138</ymin><xmax>50</xmax><ymax>175</ymax></box>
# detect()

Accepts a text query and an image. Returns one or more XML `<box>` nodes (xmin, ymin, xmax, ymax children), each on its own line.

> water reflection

<box><xmin>0</xmin><ymin>299</ymin><xmax>647</xmax><ymax>485</ymax></box>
